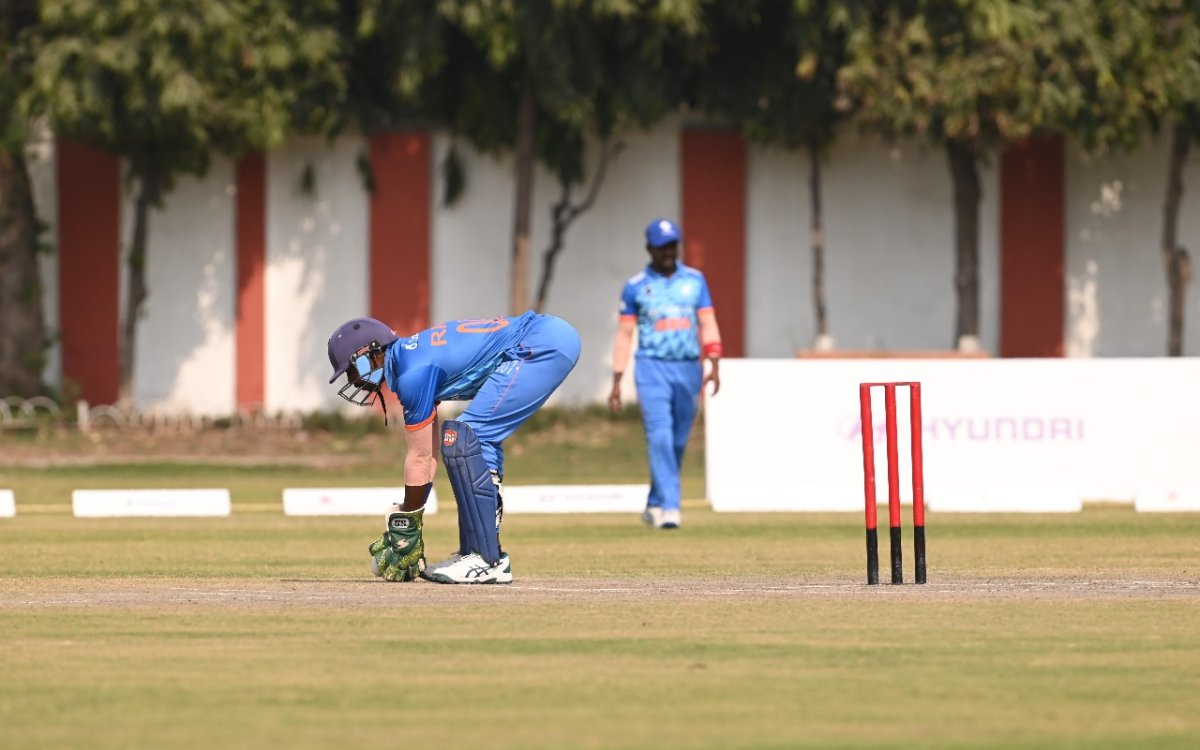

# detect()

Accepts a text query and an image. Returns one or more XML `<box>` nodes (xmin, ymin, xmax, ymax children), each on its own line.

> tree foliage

<box><xmin>1134</xmin><ymin>0</ymin><xmax>1200</xmax><ymax>355</ymax></box>
<box><xmin>24</xmin><ymin>0</ymin><xmax>347</xmax><ymax>399</ymax></box>
<box><xmin>837</xmin><ymin>0</ymin><xmax>1158</xmax><ymax>348</ymax></box>
<box><xmin>337</xmin><ymin>0</ymin><xmax>447</xmax><ymax>133</ymax></box>
<box><xmin>0</xmin><ymin>0</ymin><xmax>44</xmax><ymax>397</ymax></box>
<box><xmin>27</xmin><ymin>0</ymin><xmax>346</xmax><ymax>177</ymax></box>
<box><xmin>687</xmin><ymin>0</ymin><xmax>853</xmax><ymax>345</ymax></box>
<box><xmin>387</xmin><ymin>0</ymin><xmax>706</xmax><ymax>313</ymax></box>
<box><xmin>6</xmin><ymin>0</ymin><xmax>1200</xmax><ymax>401</ymax></box>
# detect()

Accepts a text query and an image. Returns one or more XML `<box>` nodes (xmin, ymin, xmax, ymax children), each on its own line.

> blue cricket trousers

<box><xmin>460</xmin><ymin>314</ymin><xmax>581</xmax><ymax>476</ymax></box>
<box><xmin>635</xmin><ymin>356</ymin><xmax>703</xmax><ymax>512</ymax></box>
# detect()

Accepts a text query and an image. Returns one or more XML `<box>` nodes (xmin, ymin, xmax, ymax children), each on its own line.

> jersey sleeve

<box><xmin>618</xmin><ymin>280</ymin><xmax>638</xmax><ymax>318</ymax></box>
<box><xmin>696</xmin><ymin>272</ymin><xmax>714</xmax><ymax>311</ymax></box>
<box><xmin>397</xmin><ymin>365</ymin><xmax>444</xmax><ymax>430</ymax></box>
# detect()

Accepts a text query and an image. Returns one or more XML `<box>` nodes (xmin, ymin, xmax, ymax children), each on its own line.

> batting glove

<box><xmin>368</xmin><ymin>508</ymin><xmax>426</xmax><ymax>582</ymax></box>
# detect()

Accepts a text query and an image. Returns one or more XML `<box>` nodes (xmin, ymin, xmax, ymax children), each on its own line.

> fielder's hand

<box><xmin>368</xmin><ymin>508</ymin><xmax>426</xmax><ymax>582</ymax></box>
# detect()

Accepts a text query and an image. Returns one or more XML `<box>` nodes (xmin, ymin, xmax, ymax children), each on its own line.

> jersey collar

<box><xmin>644</xmin><ymin>261</ymin><xmax>688</xmax><ymax>280</ymax></box>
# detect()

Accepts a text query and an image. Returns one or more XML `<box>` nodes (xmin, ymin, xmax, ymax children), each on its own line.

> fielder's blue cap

<box><xmin>327</xmin><ymin>317</ymin><xmax>399</xmax><ymax>383</ymax></box>
<box><xmin>645</xmin><ymin>218</ymin><xmax>681</xmax><ymax>248</ymax></box>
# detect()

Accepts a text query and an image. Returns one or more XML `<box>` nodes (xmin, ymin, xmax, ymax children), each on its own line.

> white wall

<box><xmin>267</xmin><ymin>136</ymin><xmax>370</xmax><ymax>413</ymax></box>
<box><xmin>31</xmin><ymin>122</ymin><xmax>1200</xmax><ymax>415</ymax></box>
<box><xmin>747</xmin><ymin>133</ymin><xmax>1000</xmax><ymax>356</ymax></box>
<box><xmin>431</xmin><ymin>124</ymin><xmax>682</xmax><ymax>404</ymax></box>
<box><xmin>1065</xmin><ymin>134</ymin><xmax>1200</xmax><ymax>357</ymax></box>
<box><xmin>128</xmin><ymin>159</ymin><xmax>237</xmax><ymax>415</ymax></box>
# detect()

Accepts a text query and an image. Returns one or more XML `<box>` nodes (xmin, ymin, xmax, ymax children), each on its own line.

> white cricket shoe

<box><xmin>425</xmin><ymin>552</ymin><xmax>513</xmax><ymax>584</ymax></box>
<box><xmin>424</xmin><ymin>550</ymin><xmax>509</xmax><ymax>576</ymax></box>
<box><xmin>658</xmin><ymin>509</ymin><xmax>681</xmax><ymax>529</ymax></box>
<box><xmin>424</xmin><ymin>551</ymin><xmax>464</xmax><ymax>575</ymax></box>
<box><xmin>641</xmin><ymin>506</ymin><xmax>663</xmax><ymax>526</ymax></box>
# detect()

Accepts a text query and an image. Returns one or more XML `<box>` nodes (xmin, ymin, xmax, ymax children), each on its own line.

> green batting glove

<box><xmin>368</xmin><ymin>508</ymin><xmax>426</xmax><ymax>582</ymax></box>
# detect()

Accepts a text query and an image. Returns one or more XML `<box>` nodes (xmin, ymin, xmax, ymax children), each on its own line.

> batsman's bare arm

<box><xmin>401</xmin><ymin>412</ymin><xmax>438</xmax><ymax>511</ymax></box>
<box><xmin>698</xmin><ymin>308</ymin><xmax>722</xmax><ymax>396</ymax></box>
<box><xmin>608</xmin><ymin>316</ymin><xmax>637</xmax><ymax>412</ymax></box>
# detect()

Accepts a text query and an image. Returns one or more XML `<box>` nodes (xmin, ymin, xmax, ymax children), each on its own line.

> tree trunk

<box><xmin>0</xmin><ymin>147</ymin><xmax>45</xmax><ymax>397</ymax></box>
<box><xmin>534</xmin><ymin>138</ymin><xmax>618</xmax><ymax>313</ymax></box>
<box><xmin>1161</xmin><ymin>123</ymin><xmax>1190</xmax><ymax>357</ymax></box>
<box><xmin>0</xmin><ymin>1</ymin><xmax>43</xmax><ymax>397</ymax></box>
<box><xmin>120</xmin><ymin>162</ymin><xmax>162</xmax><ymax>402</ymax></box>
<box><xmin>510</xmin><ymin>85</ymin><xmax>536</xmax><ymax>316</ymax></box>
<box><xmin>534</xmin><ymin>185</ymin><xmax>571</xmax><ymax>314</ymax></box>
<box><xmin>809</xmin><ymin>138</ymin><xmax>831</xmax><ymax>350</ymax></box>
<box><xmin>946</xmin><ymin>139</ymin><xmax>982</xmax><ymax>350</ymax></box>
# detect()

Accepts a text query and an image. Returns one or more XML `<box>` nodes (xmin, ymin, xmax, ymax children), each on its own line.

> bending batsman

<box><xmin>328</xmin><ymin>311</ymin><xmax>581</xmax><ymax>584</ymax></box>
<box><xmin>609</xmin><ymin>218</ymin><xmax>721</xmax><ymax>529</ymax></box>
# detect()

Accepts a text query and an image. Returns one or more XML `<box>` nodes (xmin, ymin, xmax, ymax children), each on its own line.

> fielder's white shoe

<box><xmin>425</xmin><ymin>552</ymin><xmax>513</xmax><ymax>585</ymax></box>
<box><xmin>658</xmin><ymin>509</ymin><xmax>681</xmax><ymax>529</ymax></box>
<box><xmin>641</xmin><ymin>506</ymin><xmax>663</xmax><ymax>527</ymax></box>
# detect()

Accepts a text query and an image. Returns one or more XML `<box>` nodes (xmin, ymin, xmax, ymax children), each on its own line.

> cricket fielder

<box><xmin>608</xmin><ymin>218</ymin><xmax>722</xmax><ymax>529</ymax></box>
<box><xmin>328</xmin><ymin>311</ymin><xmax>581</xmax><ymax>584</ymax></box>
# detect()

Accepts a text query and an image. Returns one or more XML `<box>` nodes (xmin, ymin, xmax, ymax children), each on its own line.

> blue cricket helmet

<box><xmin>645</xmin><ymin>218</ymin><xmax>681</xmax><ymax>247</ymax></box>
<box><xmin>327</xmin><ymin>317</ymin><xmax>399</xmax><ymax>384</ymax></box>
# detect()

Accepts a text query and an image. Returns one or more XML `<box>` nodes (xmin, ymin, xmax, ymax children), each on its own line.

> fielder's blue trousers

<box><xmin>635</xmin><ymin>356</ymin><xmax>702</xmax><ymax>512</ymax></box>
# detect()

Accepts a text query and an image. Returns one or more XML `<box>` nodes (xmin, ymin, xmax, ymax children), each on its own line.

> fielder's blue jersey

<box><xmin>619</xmin><ymin>263</ymin><xmax>714</xmax><ymax>361</ymax></box>
<box><xmin>384</xmin><ymin>311</ymin><xmax>535</xmax><ymax>429</ymax></box>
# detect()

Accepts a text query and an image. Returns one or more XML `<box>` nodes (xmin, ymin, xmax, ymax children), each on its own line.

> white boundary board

<box><xmin>502</xmin><ymin>484</ymin><xmax>649</xmax><ymax>514</ymax></box>
<box><xmin>72</xmin><ymin>489</ymin><xmax>232</xmax><ymax>517</ymax></box>
<box><xmin>283</xmin><ymin>487</ymin><xmax>440</xmax><ymax>516</ymax></box>
<box><xmin>705</xmin><ymin>358</ymin><xmax>1200</xmax><ymax>512</ymax></box>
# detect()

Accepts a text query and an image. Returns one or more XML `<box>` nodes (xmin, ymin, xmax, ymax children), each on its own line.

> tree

<box><xmin>26</xmin><ymin>0</ymin><xmax>345</xmax><ymax>401</ymax></box>
<box><xmin>534</xmin><ymin>135</ymin><xmax>621</xmax><ymax>313</ymax></box>
<box><xmin>432</xmin><ymin>0</ymin><xmax>705</xmax><ymax>315</ymax></box>
<box><xmin>688</xmin><ymin>0</ymin><xmax>851</xmax><ymax>349</ymax></box>
<box><xmin>0</xmin><ymin>0</ymin><xmax>43</xmax><ymax>397</ymax></box>
<box><xmin>1142</xmin><ymin>1</ymin><xmax>1200</xmax><ymax>355</ymax></box>
<box><xmin>532</xmin><ymin>2</ymin><xmax>705</xmax><ymax>311</ymax></box>
<box><xmin>975</xmin><ymin>0</ymin><xmax>1195</xmax><ymax>356</ymax></box>
<box><xmin>839</xmin><ymin>1</ymin><xmax>1124</xmax><ymax>350</ymax></box>
<box><xmin>336</xmin><ymin>0</ymin><xmax>447</xmax><ymax>134</ymax></box>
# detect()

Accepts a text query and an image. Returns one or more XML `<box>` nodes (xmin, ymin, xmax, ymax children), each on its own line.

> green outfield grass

<box><xmin>2</xmin><ymin>416</ymin><xmax>1199</xmax><ymax>749</ymax></box>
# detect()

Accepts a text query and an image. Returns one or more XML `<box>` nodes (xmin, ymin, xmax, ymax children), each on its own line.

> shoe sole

<box><xmin>425</xmin><ymin>572</ymin><xmax>512</xmax><ymax>585</ymax></box>
<box><xmin>421</xmin><ymin>555</ymin><xmax>510</xmax><ymax>583</ymax></box>
<box><xmin>424</xmin><ymin>562</ymin><xmax>513</xmax><ymax>585</ymax></box>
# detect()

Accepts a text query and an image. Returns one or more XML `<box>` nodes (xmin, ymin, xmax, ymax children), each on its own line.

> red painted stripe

<box><xmin>1000</xmin><ymin>137</ymin><xmax>1065</xmax><ymax>357</ymax></box>
<box><xmin>681</xmin><ymin>130</ymin><xmax>746</xmax><ymax>357</ymax></box>
<box><xmin>369</xmin><ymin>132</ymin><xmax>431</xmax><ymax>416</ymax></box>
<box><xmin>56</xmin><ymin>139</ymin><xmax>120</xmax><ymax>406</ymax></box>
<box><xmin>368</xmin><ymin>132</ymin><xmax>431</xmax><ymax>336</ymax></box>
<box><xmin>235</xmin><ymin>152</ymin><xmax>266</xmax><ymax>409</ymax></box>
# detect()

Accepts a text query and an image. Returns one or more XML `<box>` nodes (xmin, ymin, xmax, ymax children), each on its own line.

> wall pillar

<box><xmin>235</xmin><ymin>152</ymin><xmax>266</xmax><ymax>410</ymax></box>
<box><xmin>1000</xmin><ymin>137</ymin><xmax>1065</xmax><ymax>357</ymax></box>
<box><xmin>56</xmin><ymin>139</ymin><xmax>120</xmax><ymax>405</ymax></box>
<box><xmin>682</xmin><ymin>130</ymin><xmax>746</xmax><ymax>356</ymax></box>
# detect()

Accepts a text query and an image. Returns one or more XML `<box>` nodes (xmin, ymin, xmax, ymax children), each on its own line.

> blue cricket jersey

<box><xmin>384</xmin><ymin>311</ymin><xmax>535</xmax><ymax>429</ymax></box>
<box><xmin>619</xmin><ymin>263</ymin><xmax>714</xmax><ymax>361</ymax></box>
